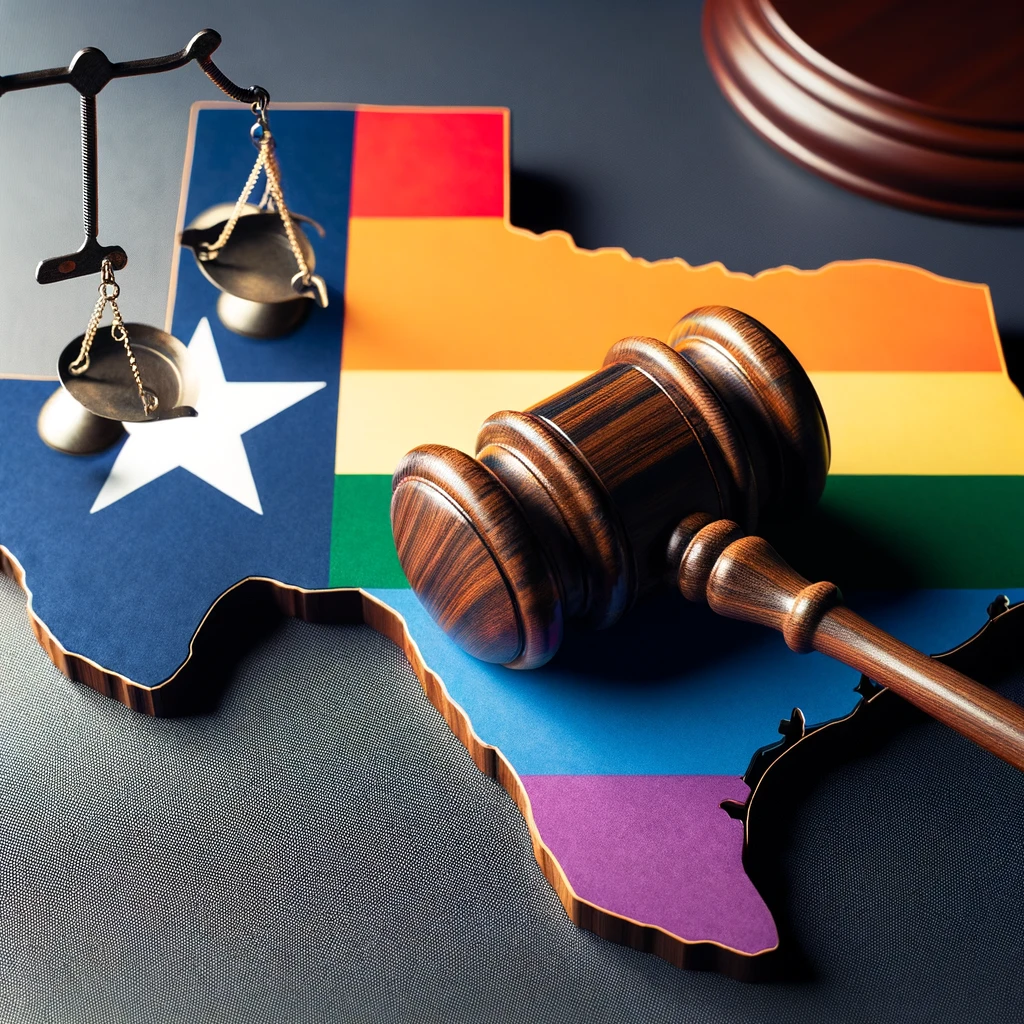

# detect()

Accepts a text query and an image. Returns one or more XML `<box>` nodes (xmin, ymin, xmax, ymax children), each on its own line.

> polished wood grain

<box><xmin>674</xmin><ymin>516</ymin><xmax>1024</xmax><ymax>772</ymax></box>
<box><xmin>774</xmin><ymin>0</ymin><xmax>1024</xmax><ymax>123</ymax></box>
<box><xmin>392</xmin><ymin>305</ymin><xmax>830</xmax><ymax>667</ymax></box>
<box><xmin>703</xmin><ymin>0</ymin><xmax>1024</xmax><ymax>221</ymax></box>
<box><xmin>666</xmin><ymin>307</ymin><xmax>830</xmax><ymax>518</ymax></box>
<box><xmin>392</xmin><ymin>445</ymin><xmax>563</xmax><ymax>669</ymax></box>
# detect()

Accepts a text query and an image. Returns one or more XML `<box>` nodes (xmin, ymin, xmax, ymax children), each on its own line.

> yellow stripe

<box><xmin>816</xmin><ymin>372</ymin><xmax>1024</xmax><ymax>475</ymax></box>
<box><xmin>337</xmin><ymin>370</ymin><xmax>1024</xmax><ymax>477</ymax></box>
<box><xmin>336</xmin><ymin>370</ymin><xmax>580</xmax><ymax>474</ymax></box>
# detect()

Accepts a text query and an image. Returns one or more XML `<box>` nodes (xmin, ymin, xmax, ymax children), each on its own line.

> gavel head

<box><xmin>391</xmin><ymin>306</ymin><xmax>830</xmax><ymax>668</ymax></box>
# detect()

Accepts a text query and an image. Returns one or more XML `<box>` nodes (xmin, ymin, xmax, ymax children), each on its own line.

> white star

<box><xmin>91</xmin><ymin>317</ymin><xmax>326</xmax><ymax>515</ymax></box>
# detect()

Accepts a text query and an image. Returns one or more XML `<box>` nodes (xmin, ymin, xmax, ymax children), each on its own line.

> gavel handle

<box><xmin>673</xmin><ymin>518</ymin><xmax>1024</xmax><ymax>772</ymax></box>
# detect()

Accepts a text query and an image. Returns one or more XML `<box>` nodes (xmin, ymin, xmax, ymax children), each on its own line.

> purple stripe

<box><xmin>522</xmin><ymin>775</ymin><xmax>777</xmax><ymax>954</ymax></box>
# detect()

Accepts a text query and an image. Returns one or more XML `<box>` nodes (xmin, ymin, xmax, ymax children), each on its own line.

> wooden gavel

<box><xmin>391</xmin><ymin>306</ymin><xmax>1024</xmax><ymax>771</ymax></box>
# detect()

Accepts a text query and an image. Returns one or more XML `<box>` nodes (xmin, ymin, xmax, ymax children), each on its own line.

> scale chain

<box><xmin>68</xmin><ymin>259</ymin><xmax>156</xmax><ymax>415</ymax></box>
<box><xmin>198</xmin><ymin>101</ymin><xmax>313</xmax><ymax>290</ymax></box>
<box><xmin>199</xmin><ymin>146</ymin><xmax>267</xmax><ymax>260</ymax></box>
<box><xmin>263</xmin><ymin>144</ymin><xmax>312</xmax><ymax>284</ymax></box>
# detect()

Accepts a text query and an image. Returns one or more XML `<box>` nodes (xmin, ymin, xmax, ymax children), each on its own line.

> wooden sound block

<box><xmin>703</xmin><ymin>0</ymin><xmax>1024</xmax><ymax>222</ymax></box>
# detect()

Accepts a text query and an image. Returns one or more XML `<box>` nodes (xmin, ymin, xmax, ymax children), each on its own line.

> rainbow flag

<box><xmin>1</xmin><ymin>104</ymin><xmax>1020</xmax><ymax>966</ymax></box>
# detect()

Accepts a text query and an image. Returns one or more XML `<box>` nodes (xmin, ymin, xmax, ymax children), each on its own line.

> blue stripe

<box><xmin>371</xmin><ymin>587</ymin><xmax>1023</xmax><ymax>775</ymax></box>
<box><xmin>0</xmin><ymin>110</ymin><xmax>353</xmax><ymax>686</ymax></box>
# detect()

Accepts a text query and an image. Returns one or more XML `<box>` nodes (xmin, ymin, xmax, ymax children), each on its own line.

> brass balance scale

<box><xmin>2</xmin><ymin>29</ymin><xmax>328</xmax><ymax>455</ymax></box>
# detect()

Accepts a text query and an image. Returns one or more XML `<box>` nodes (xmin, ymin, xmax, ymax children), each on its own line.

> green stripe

<box><xmin>769</xmin><ymin>476</ymin><xmax>1024</xmax><ymax>589</ymax></box>
<box><xmin>329</xmin><ymin>475</ymin><xmax>407</xmax><ymax>588</ymax></box>
<box><xmin>330</xmin><ymin>473</ymin><xmax>1024</xmax><ymax>591</ymax></box>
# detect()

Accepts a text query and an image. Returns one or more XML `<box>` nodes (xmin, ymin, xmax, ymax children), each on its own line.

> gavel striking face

<box><xmin>392</xmin><ymin>305</ymin><xmax>1024</xmax><ymax>772</ymax></box>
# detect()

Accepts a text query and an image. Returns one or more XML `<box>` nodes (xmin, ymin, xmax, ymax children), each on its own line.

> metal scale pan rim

<box><xmin>57</xmin><ymin>323</ymin><xmax>199</xmax><ymax>424</ymax></box>
<box><xmin>187</xmin><ymin>209</ymin><xmax>316</xmax><ymax>305</ymax></box>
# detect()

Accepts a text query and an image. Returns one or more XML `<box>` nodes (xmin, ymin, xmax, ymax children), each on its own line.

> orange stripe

<box><xmin>350</xmin><ymin>109</ymin><xmax>507</xmax><ymax>217</ymax></box>
<box><xmin>340</xmin><ymin>218</ymin><xmax>1002</xmax><ymax>372</ymax></box>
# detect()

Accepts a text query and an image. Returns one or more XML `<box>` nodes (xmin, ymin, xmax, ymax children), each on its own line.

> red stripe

<box><xmin>350</xmin><ymin>109</ymin><xmax>506</xmax><ymax>217</ymax></box>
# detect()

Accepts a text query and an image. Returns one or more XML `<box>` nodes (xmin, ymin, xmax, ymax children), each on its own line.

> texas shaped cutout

<box><xmin>1</xmin><ymin>104</ymin><xmax>1022</xmax><ymax>975</ymax></box>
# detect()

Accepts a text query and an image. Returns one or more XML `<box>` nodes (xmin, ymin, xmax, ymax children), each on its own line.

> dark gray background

<box><xmin>1</xmin><ymin>0</ymin><xmax>1022</xmax><ymax>377</ymax></box>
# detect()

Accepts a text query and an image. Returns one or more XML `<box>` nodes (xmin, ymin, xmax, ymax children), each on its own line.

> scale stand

<box><xmin>0</xmin><ymin>29</ymin><xmax>322</xmax><ymax>454</ymax></box>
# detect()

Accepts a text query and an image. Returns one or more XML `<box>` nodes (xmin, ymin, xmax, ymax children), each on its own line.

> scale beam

<box><xmin>0</xmin><ymin>29</ymin><xmax>265</xmax><ymax>283</ymax></box>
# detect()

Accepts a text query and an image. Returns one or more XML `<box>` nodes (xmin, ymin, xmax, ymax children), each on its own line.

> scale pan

<box><xmin>187</xmin><ymin>210</ymin><xmax>316</xmax><ymax>305</ymax></box>
<box><xmin>57</xmin><ymin>324</ymin><xmax>199</xmax><ymax>424</ymax></box>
